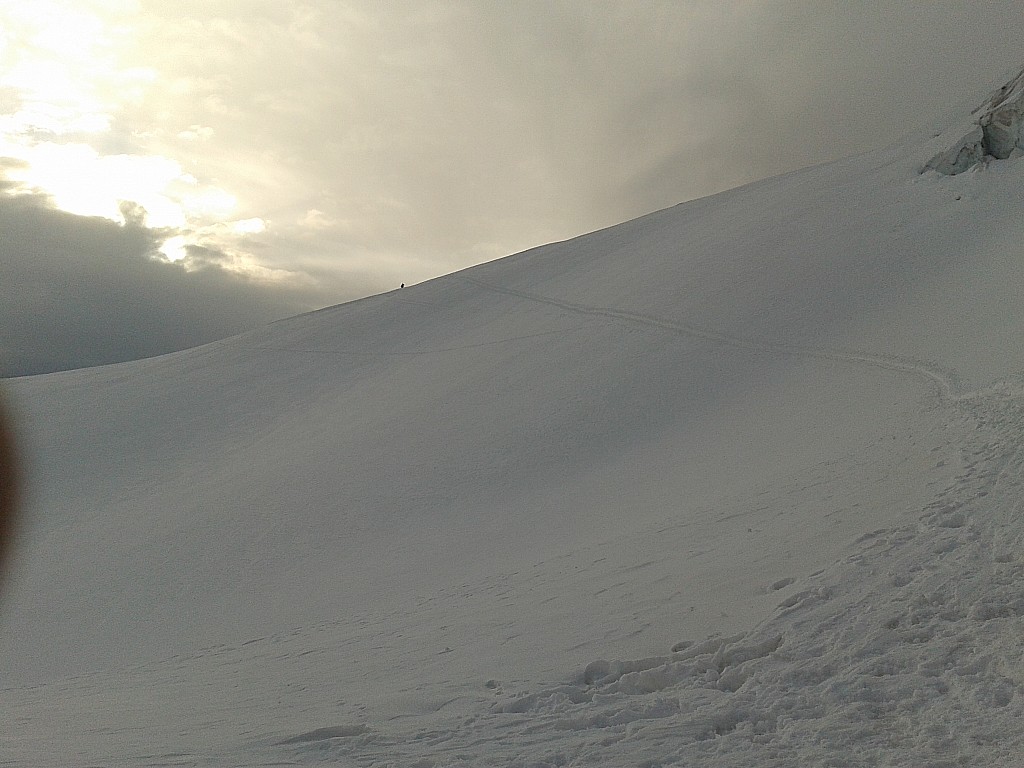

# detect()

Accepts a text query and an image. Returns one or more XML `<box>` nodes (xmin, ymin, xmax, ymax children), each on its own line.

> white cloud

<box><xmin>158</xmin><ymin>234</ymin><xmax>187</xmax><ymax>262</ymax></box>
<box><xmin>231</xmin><ymin>217</ymin><xmax>266</xmax><ymax>235</ymax></box>
<box><xmin>177</xmin><ymin>124</ymin><xmax>214</xmax><ymax>141</ymax></box>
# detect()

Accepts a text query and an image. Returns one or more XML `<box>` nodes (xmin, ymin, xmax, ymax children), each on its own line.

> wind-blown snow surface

<box><xmin>8</xmin><ymin>98</ymin><xmax>1024</xmax><ymax>766</ymax></box>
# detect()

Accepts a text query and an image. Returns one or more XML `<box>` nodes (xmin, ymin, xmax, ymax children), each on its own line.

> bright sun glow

<box><xmin>3</xmin><ymin>141</ymin><xmax>193</xmax><ymax>227</ymax></box>
<box><xmin>0</xmin><ymin>1</ymin><xmax>145</xmax><ymax>136</ymax></box>
<box><xmin>0</xmin><ymin>0</ymin><xmax>259</xmax><ymax>267</ymax></box>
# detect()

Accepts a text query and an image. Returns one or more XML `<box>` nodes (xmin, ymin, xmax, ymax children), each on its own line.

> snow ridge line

<box><xmin>462</xmin><ymin>276</ymin><xmax>959</xmax><ymax>403</ymax></box>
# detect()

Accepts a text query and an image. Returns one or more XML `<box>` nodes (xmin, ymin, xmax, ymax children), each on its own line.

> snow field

<box><xmin>273</xmin><ymin>384</ymin><xmax>1024</xmax><ymax>766</ymax></box>
<box><xmin>9</xmin><ymin>70</ymin><xmax>1024</xmax><ymax>765</ymax></box>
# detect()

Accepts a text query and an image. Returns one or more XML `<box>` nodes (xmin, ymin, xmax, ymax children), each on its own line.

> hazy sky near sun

<box><xmin>4</xmin><ymin>0</ymin><xmax>1024</xmax><ymax>375</ymax></box>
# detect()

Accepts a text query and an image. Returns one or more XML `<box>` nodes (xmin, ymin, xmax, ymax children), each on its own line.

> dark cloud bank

<box><xmin>0</xmin><ymin>193</ymin><xmax>329</xmax><ymax>378</ymax></box>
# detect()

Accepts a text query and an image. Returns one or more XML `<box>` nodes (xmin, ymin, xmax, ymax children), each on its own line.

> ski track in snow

<box><xmin>460</xmin><ymin>276</ymin><xmax>961</xmax><ymax>404</ymax></box>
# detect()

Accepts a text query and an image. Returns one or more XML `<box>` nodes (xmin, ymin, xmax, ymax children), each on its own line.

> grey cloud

<box><xmin>476</xmin><ymin>1</ymin><xmax>1024</xmax><ymax>221</ymax></box>
<box><xmin>0</xmin><ymin>193</ymin><xmax>334</xmax><ymax>377</ymax></box>
<box><xmin>131</xmin><ymin>1</ymin><xmax>1024</xmax><ymax>281</ymax></box>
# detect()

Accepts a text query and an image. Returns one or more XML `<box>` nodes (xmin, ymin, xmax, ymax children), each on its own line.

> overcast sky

<box><xmin>3</xmin><ymin>1</ymin><xmax>1024</xmax><ymax>376</ymax></box>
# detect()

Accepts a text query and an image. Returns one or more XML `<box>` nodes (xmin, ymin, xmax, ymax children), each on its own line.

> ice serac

<box><xmin>926</xmin><ymin>67</ymin><xmax>1024</xmax><ymax>174</ymax></box>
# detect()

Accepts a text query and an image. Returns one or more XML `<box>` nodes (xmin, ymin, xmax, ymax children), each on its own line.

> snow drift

<box><xmin>7</xmin><ymin>69</ymin><xmax>1024</xmax><ymax>766</ymax></box>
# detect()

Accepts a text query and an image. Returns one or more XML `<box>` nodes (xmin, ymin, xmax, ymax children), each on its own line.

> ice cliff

<box><xmin>927</xmin><ymin>67</ymin><xmax>1024</xmax><ymax>174</ymax></box>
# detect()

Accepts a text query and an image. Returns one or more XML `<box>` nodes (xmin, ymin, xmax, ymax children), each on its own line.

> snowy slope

<box><xmin>7</xmin><ymin>74</ymin><xmax>1024</xmax><ymax>765</ymax></box>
